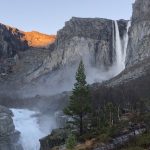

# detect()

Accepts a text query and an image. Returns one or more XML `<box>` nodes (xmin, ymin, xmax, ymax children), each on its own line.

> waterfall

<box><xmin>114</xmin><ymin>20</ymin><xmax>131</xmax><ymax>74</ymax></box>
<box><xmin>123</xmin><ymin>21</ymin><xmax>131</xmax><ymax>66</ymax></box>
<box><xmin>114</xmin><ymin>20</ymin><xmax>124</xmax><ymax>73</ymax></box>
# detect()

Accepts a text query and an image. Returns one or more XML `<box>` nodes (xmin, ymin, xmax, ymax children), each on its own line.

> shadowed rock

<box><xmin>0</xmin><ymin>105</ymin><xmax>23</xmax><ymax>150</ymax></box>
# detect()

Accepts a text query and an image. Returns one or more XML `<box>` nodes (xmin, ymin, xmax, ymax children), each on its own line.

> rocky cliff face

<box><xmin>0</xmin><ymin>24</ymin><xmax>29</xmax><ymax>77</ymax></box>
<box><xmin>24</xmin><ymin>31</ymin><xmax>56</xmax><ymax>48</ymax></box>
<box><xmin>126</xmin><ymin>0</ymin><xmax>150</xmax><ymax>67</ymax></box>
<box><xmin>50</xmin><ymin>17</ymin><xmax>127</xmax><ymax>70</ymax></box>
<box><xmin>104</xmin><ymin>0</ymin><xmax>150</xmax><ymax>86</ymax></box>
<box><xmin>0</xmin><ymin>23</ymin><xmax>28</xmax><ymax>59</ymax></box>
<box><xmin>0</xmin><ymin>23</ymin><xmax>56</xmax><ymax>78</ymax></box>
<box><xmin>25</xmin><ymin>17</ymin><xmax>127</xmax><ymax>86</ymax></box>
<box><xmin>23</xmin><ymin>18</ymin><xmax>119</xmax><ymax>83</ymax></box>
<box><xmin>0</xmin><ymin>24</ymin><xmax>56</xmax><ymax>60</ymax></box>
<box><xmin>0</xmin><ymin>105</ymin><xmax>22</xmax><ymax>150</ymax></box>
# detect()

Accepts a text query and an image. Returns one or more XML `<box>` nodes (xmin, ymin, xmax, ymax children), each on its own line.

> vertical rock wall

<box><xmin>126</xmin><ymin>0</ymin><xmax>150</xmax><ymax>67</ymax></box>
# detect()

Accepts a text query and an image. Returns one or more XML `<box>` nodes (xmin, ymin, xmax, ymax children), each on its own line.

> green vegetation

<box><xmin>136</xmin><ymin>132</ymin><xmax>150</xmax><ymax>147</ymax></box>
<box><xmin>66</xmin><ymin>134</ymin><xmax>77</xmax><ymax>150</ymax></box>
<box><xmin>64</xmin><ymin>60</ymin><xmax>91</xmax><ymax>135</ymax></box>
<box><xmin>63</xmin><ymin>60</ymin><xmax>150</xmax><ymax>150</ymax></box>
<box><xmin>121</xmin><ymin>147</ymin><xmax>145</xmax><ymax>150</ymax></box>
<box><xmin>121</xmin><ymin>132</ymin><xmax>150</xmax><ymax>150</ymax></box>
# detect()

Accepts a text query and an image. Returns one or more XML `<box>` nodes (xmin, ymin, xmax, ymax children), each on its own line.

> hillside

<box><xmin>24</xmin><ymin>31</ymin><xmax>56</xmax><ymax>48</ymax></box>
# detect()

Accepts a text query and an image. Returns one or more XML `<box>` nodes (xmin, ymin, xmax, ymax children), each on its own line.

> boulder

<box><xmin>40</xmin><ymin>128</ymin><xmax>69</xmax><ymax>150</ymax></box>
<box><xmin>0</xmin><ymin>105</ymin><xmax>23</xmax><ymax>150</ymax></box>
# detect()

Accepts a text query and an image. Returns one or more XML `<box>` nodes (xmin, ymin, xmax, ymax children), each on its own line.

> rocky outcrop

<box><xmin>126</xmin><ymin>0</ymin><xmax>150</xmax><ymax>67</ymax></box>
<box><xmin>0</xmin><ymin>23</ymin><xmax>56</xmax><ymax>60</ymax></box>
<box><xmin>24</xmin><ymin>31</ymin><xmax>56</xmax><ymax>48</ymax></box>
<box><xmin>0</xmin><ymin>23</ymin><xmax>56</xmax><ymax>79</ymax></box>
<box><xmin>0</xmin><ymin>24</ymin><xmax>28</xmax><ymax>76</ymax></box>
<box><xmin>40</xmin><ymin>128</ymin><xmax>69</xmax><ymax>150</ymax></box>
<box><xmin>94</xmin><ymin>128</ymin><xmax>145</xmax><ymax>150</ymax></box>
<box><xmin>104</xmin><ymin>55</ymin><xmax>150</xmax><ymax>87</ymax></box>
<box><xmin>0</xmin><ymin>23</ymin><xmax>28</xmax><ymax>59</ymax></box>
<box><xmin>0</xmin><ymin>105</ymin><xmax>22</xmax><ymax>150</ymax></box>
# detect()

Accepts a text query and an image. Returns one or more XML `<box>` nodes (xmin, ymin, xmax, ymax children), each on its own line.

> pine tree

<box><xmin>64</xmin><ymin>60</ymin><xmax>91</xmax><ymax>135</ymax></box>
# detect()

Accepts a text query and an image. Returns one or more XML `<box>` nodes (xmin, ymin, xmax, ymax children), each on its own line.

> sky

<box><xmin>0</xmin><ymin>0</ymin><xmax>134</xmax><ymax>34</ymax></box>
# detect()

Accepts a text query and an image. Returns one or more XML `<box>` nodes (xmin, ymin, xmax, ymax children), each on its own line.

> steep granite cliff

<box><xmin>126</xmin><ymin>0</ymin><xmax>150</xmax><ymax>67</ymax></box>
<box><xmin>24</xmin><ymin>31</ymin><xmax>56</xmax><ymax>48</ymax></box>
<box><xmin>50</xmin><ymin>17</ymin><xmax>127</xmax><ymax>70</ymax></box>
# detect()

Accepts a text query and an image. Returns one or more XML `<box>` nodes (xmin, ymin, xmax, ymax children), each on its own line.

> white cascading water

<box><xmin>114</xmin><ymin>20</ymin><xmax>131</xmax><ymax>74</ymax></box>
<box><xmin>11</xmin><ymin>109</ymin><xmax>57</xmax><ymax>150</ymax></box>
<box><xmin>11</xmin><ymin>109</ymin><xmax>44</xmax><ymax>150</ymax></box>
<box><xmin>123</xmin><ymin>21</ymin><xmax>131</xmax><ymax>65</ymax></box>
<box><xmin>114</xmin><ymin>20</ymin><xmax>124</xmax><ymax>73</ymax></box>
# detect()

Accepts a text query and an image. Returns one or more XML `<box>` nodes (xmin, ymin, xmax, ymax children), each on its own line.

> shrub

<box><xmin>66</xmin><ymin>134</ymin><xmax>77</xmax><ymax>150</ymax></box>
<box><xmin>136</xmin><ymin>132</ymin><xmax>150</xmax><ymax>148</ymax></box>
<box><xmin>121</xmin><ymin>146</ymin><xmax>145</xmax><ymax>150</ymax></box>
<box><xmin>122</xmin><ymin>132</ymin><xmax>150</xmax><ymax>150</ymax></box>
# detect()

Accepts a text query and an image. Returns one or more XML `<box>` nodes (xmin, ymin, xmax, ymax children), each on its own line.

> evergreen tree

<box><xmin>64</xmin><ymin>60</ymin><xmax>91</xmax><ymax>135</ymax></box>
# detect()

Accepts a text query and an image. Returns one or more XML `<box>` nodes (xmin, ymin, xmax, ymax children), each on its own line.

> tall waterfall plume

<box><xmin>123</xmin><ymin>21</ymin><xmax>131</xmax><ymax>66</ymax></box>
<box><xmin>114</xmin><ymin>20</ymin><xmax>124</xmax><ymax>73</ymax></box>
<box><xmin>114</xmin><ymin>20</ymin><xmax>131</xmax><ymax>74</ymax></box>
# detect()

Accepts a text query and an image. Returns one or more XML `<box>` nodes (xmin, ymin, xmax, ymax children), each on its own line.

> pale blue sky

<box><xmin>0</xmin><ymin>0</ymin><xmax>134</xmax><ymax>34</ymax></box>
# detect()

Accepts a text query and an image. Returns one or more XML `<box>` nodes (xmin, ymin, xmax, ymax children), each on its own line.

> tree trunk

<box><xmin>110</xmin><ymin>112</ymin><xmax>112</xmax><ymax>127</ymax></box>
<box><xmin>118</xmin><ymin>106</ymin><xmax>120</xmax><ymax>121</ymax></box>
<box><xmin>80</xmin><ymin>114</ymin><xmax>83</xmax><ymax>135</ymax></box>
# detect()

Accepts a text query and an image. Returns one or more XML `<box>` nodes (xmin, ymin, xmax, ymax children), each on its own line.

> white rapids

<box><xmin>11</xmin><ymin>109</ymin><xmax>56</xmax><ymax>150</ymax></box>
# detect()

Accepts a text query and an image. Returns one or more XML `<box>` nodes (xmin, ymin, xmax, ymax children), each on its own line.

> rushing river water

<box><xmin>11</xmin><ymin>109</ymin><xmax>56</xmax><ymax>150</ymax></box>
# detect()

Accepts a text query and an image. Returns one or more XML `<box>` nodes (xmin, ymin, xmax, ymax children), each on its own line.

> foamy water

<box><xmin>11</xmin><ymin>109</ymin><xmax>56</xmax><ymax>150</ymax></box>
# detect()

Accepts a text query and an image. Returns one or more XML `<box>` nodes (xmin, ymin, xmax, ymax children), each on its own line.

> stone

<box><xmin>24</xmin><ymin>31</ymin><xmax>56</xmax><ymax>48</ymax></box>
<box><xmin>40</xmin><ymin>128</ymin><xmax>69</xmax><ymax>150</ymax></box>
<box><xmin>0</xmin><ymin>23</ymin><xmax>56</xmax><ymax>78</ymax></box>
<box><xmin>126</xmin><ymin>0</ymin><xmax>150</xmax><ymax>67</ymax></box>
<box><xmin>51</xmin><ymin>17</ymin><xmax>117</xmax><ymax>70</ymax></box>
<box><xmin>0</xmin><ymin>105</ymin><xmax>23</xmax><ymax>150</ymax></box>
<box><xmin>0</xmin><ymin>23</ymin><xmax>28</xmax><ymax>59</ymax></box>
